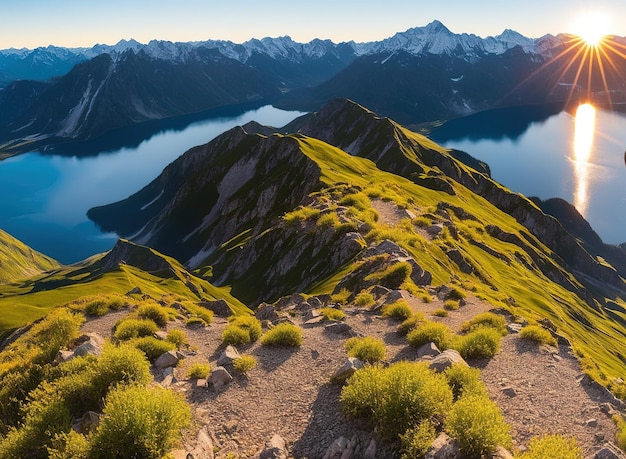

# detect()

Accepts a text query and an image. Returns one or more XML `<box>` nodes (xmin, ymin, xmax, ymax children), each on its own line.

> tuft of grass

<box><xmin>187</xmin><ymin>363</ymin><xmax>211</xmax><ymax>379</ymax></box>
<box><xmin>412</xmin><ymin>216</ymin><xmax>432</xmax><ymax>228</ymax></box>
<box><xmin>368</xmin><ymin>262</ymin><xmax>412</xmax><ymax>290</ymax></box>
<box><xmin>616</xmin><ymin>416</ymin><xmax>626</xmax><ymax>451</ymax></box>
<box><xmin>354</xmin><ymin>292</ymin><xmax>375</xmax><ymax>307</ymax></box>
<box><xmin>461</xmin><ymin>312</ymin><xmax>507</xmax><ymax>336</ymax></box>
<box><xmin>132</xmin><ymin>336</ymin><xmax>176</xmax><ymax>362</ymax></box>
<box><xmin>519</xmin><ymin>325</ymin><xmax>557</xmax><ymax>347</ymax></box>
<box><xmin>407</xmin><ymin>321</ymin><xmax>453</xmax><ymax>350</ymax></box>
<box><xmin>166</xmin><ymin>329</ymin><xmax>188</xmax><ymax>348</ymax></box>
<box><xmin>444</xmin><ymin>365</ymin><xmax>488</xmax><ymax>401</ymax></box>
<box><xmin>446</xmin><ymin>395</ymin><xmax>511</xmax><ymax>457</ymax></box>
<box><xmin>114</xmin><ymin>318</ymin><xmax>158</xmax><ymax>341</ymax></box>
<box><xmin>456</xmin><ymin>327</ymin><xmax>502</xmax><ymax>359</ymax></box>
<box><xmin>320</xmin><ymin>307</ymin><xmax>345</xmax><ymax>321</ymax></box>
<box><xmin>381</xmin><ymin>300</ymin><xmax>413</xmax><ymax>321</ymax></box>
<box><xmin>446</xmin><ymin>287</ymin><xmax>466</xmax><ymax>301</ymax></box>
<box><xmin>261</xmin><ymin>323</ymin><xmax>303</xmax><ymax>347</ymax></box>
<box><xmin>233</xmin><ymin>355</ymin><xmax>257</xmax><ymax>373</ymax></box>
<box><xmin>222</xmin><ymin>316</ymin><xmax>263</xmax><ymax>346</ymax></box>
<box><xmin>443</xmin><ymin>299</ymin><xmax>460</xmax><ymax>311</ymax></box>
<box><xmin>137</xmin><ymin>303</ymin><xmax>170</xmax><ymax>328</ymax></box>
<box><xmin>400</xmin><ymin>421</ymin><xmax>436</xmax><ymax>459</ymax></box>
<box><xmin>331</xmin><ymin>289</ymin><xmax>351</xmax><ymax>306</ymax></box>
<box><xmin>516</xmin><ymin>434</ymin><xmax>582</xmax><ymax>459</ymax></box>
<box><xmin>344</xmin><ymin>336</ymin><xmax>386</xmax><ymax>364</ymax></box>
<box><xmin>397</xmin><ymin>313</ymin><xmax>425</xmax><ymax>336</ymax></box>
<box><xmin>185</xmin><ymin>316</ymin><xmax>207</xmax><ymax>327</ymax></box>
<box><xmin>434</xmin><ymin>308</ymin><xmax>449</xmax><ymax>317</ymax></box>
<box><xmin>283</xmin><ymin>206</ymin><xmax>321</xmax><ymax>224</ymax></box>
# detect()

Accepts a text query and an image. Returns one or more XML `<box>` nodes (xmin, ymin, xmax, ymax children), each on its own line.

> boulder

<box><xmin>259</xmin><ymin>434</ymin><xmax>288</xmax><ymax>459</ymax></box>
<box><xmin>429</xmin><ymin>350</ymin><xmax>468</xmax><ymax>373</ymax></box>
<box><xmin>188</xmin><ymin>428</ymin><xmax>215</xmax><ymax>459</ymax></box>
<box><xmin>363</xmin><ymin>438</ymin><xmax>376</xmax><ymax>459</ymax></box>
<box><xmin>332</xmin><ymin>358</ymin><xmax>364</xmax><ymax>383</ymax></box>
<box><xmin>325</xmin><ymin>322</ymin><xmax>353</xmax><ymax>335</ymax></box>
<box><xmin>417</xmin><ymin>342</ymin><xmax>441</xmax><ymax>359</ymax></box>
<box><xmin>209</xmin><ymin>366</ymin><xmax>232</xmax><ymax>389</ymax></box>
<box><xmin>255</xmin><ymin>303</ymin><xmax>279</xmax><ymax>322</ymax></box>
<box><xmin>304</xmin><ymin>309</ymin><xmax>322</xmax><ymax>321</ymax></box>
<box><xmin>126</xmin><ymin>286</ymin><xmax>142</xmax><ymax>295</ymax></box>
<box><xmin>506</xmin><ymin>323</ymin><xmax>523</xmax><ymax>334</ymax></box>
<box><xmin>322</xmin><ymin>436</ymin><xmax>356</xmax><ymax>459</ymax></box>
<box><xmin>154</xmin><ymin>350</ymin><xmax>181</xmax><ymax>369</ymax></box>
<box><xmin>217</xmin><ymin>345</ymin><xmax>241</xmax><ymax>367</ymax></box>
<box><xmin>502</xmin><ymin>386</ymin><xmax>517</xmax><ymax>398</ymax></box>
<box><xmin>198</xmin><ymin>299</ymin><xmax>231</xmax><ymax>317</ymax></box>
<box><xmin>73</xmin><ymin>410</ymin><xmax>101</xmax><ymax>434</ymax></box>
<box><xmin>593</xmin><ymin>443</ymin><xmax>626</xmax><ymax>459</ymax></box>
<box><xmin>424</xmin><ymin>433</ymin><xmax>461</xmax><ymax>459</ymax></box>
<box><xmin>72</xmin><ymin>333</ymin><xmax>104</xmax><ymax>357</ymax></box>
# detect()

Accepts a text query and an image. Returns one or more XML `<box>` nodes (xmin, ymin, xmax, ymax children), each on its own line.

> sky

<box><xmin>1</xmin><ymin>0</ymin><xmax>624</xmax><ymax>50</ymax></box>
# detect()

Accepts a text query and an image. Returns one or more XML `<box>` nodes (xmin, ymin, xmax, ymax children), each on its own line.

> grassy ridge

<box><xmin>0</xmin><ymin>228</ymin><xmax>59</xmax><ymax>284</ymax></box>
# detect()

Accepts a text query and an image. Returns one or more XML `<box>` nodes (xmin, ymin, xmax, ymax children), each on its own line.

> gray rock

<box><xmin>426</xmin><ymin>224</ymin><xmax>444</xmax><ymax>236</ymax></box>
<box><xmin>209</xmin><ymin>366</ymin><xmax>232</xmax><ymax>389</ymax></box>
<box><xmin>161</xmin><ymin>374</ymin><xmax>177</xmax><ymax>387</ymax></box>
<box><xmin>593</xmin><ymin>443</ymin><xmax>626</xmax><ymax>459</ymax></box>
<box><xmin>259</xmin><ymin>434</ymin><xmax>288</xmax><ymax>459</ymax></box>
<box><xmin>502</xmin><ymin>386</ymin><xmax>517</xmax><ymax>397</ymax></box>
<box><xmin>154</xmin><ymin>330</ymin><xmax>168</xmax><ymax>340</ymax></box>
<box><xmin>72</xmin><ymin>333</ymin><xmax>104</xmax><ymax>358</ymax></box>
<box><xmin>217</xmin><ymin>345</ymin><xmax>241</xmax><ymax>367</ymax></box>
<box><xmin>162</xmin><ymin>366</ymin><xmax>175</xmax><ymax>378</ymax></box>
<box><xmin>429</xmin><ymin>350</ymin><xmax>468</xmax><ymax>373</ymax></box>
<box><xmin>370</xmin><ymin>285</ymin><xmax>390</xmax><ymax>299</ymax></box>
<box><xmin>304</xmin><ymin>316</ymin><xmax>326</xmax><ymax>325</ymax></box>
<box><xmin>126</xmin><ymin>286</ymin><xmax>142</xmax><ymax>295</ymax></box>
<box><xmin>154</xmin><ymin>350</ymin><xmax>181</xmax><ymax>369</ymax></box>
<box><xmin>585</xmin><ymin>418</ymin><xmax>599</xmax><ymax>428</ymax></box>
<box><xmin>417</xmin><ymin>342</ymin><xmax>441</xmax><ymax>358</ymax></box>
<box><xmin>255</xmin><ymin>303</ymin><xmax>280</xmax><ymax>322</ymax></box>
<box><xmin>323</xmin><ymin>436</ymin><xmax>356</xmax><ymax>459</ymax></box>
<box><xmin>189</xmin><ymin>428</ymin><xmax>214</xmax><ymax>459</ymax></box>
<box><xmin>492</xmin><ymin>446</ymin><xmax>514</xmax><ymax>459</ymax></box>
<box><xmin>424</xmin><ymin>433</ymin><xmax>461</xmax><ymax>459</ymax></box>
<box><xmin>325</xmin><ymin>322</ymin><xmax>353</xmax><ymax>335</ymax></box>
<box><xmin>55</xmin><ymin>350</ymin><xmax>74</xmax><ymax>362</ymax></box>
<box><xmin>73</xmin><ymin>410</ymin><xmax>101</xmax><ymax>434</ymax></box>
<box><xmin>332</xmin><ymin>358</ymin><xmax>364</xmax><ymax>383</ymax></box>
<box><xmin>382</xmin><ymin>290</ymin><xmax>406</xmax><ymax>305</ymax></box>
<box><xmin>198</xmin><ymin>299</ymin><xmax>231</xmax><ymax>317</ymax></box>
<box><xmin>506</xmin><ymin>323</ymin><xmax>523</xmax><ymax>334</ymax></box>
<box><xmin>363</xmin><ymin>438</ymin><xmax>376</xmax><ymax>459</ymax></box>
<box><xmin>304</xmin><ymin>309</ymin><xmax>322</xmax><ymax>321</ymax></box>
<box><xmin>307</xmin><ymin>297</ymin><xmax>323</xmax><ymax>309</ymax></box>
<box><xmin>274</xmin><ymin>293</ymin><xmax>306</xmax><ymax>310</ymax></box>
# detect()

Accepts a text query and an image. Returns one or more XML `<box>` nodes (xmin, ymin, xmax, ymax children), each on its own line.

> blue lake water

<box><xmin>431</xmin><ymin>104</ymin><xmax>626</xmax><ymax>245</ymax></box>
<box><xmin>0</xmin><ymin>105</ymin><xmax>305</xmax><ymax>264</ymax></box>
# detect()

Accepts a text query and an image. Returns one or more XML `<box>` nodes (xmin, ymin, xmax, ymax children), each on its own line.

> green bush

<box><xmin>93</xmin><ymin>344</ymin><xmax>152</xmax><ymax>395</ymax></box>
<box><xmin>331</xmin><ymin>289</ymin><xmax>351</xmax><ymax>306</ymax></box>
<box><xmin>137</xmin><ymin>303</ymin><xmax>170</xmax><ymax>328</ymax></box>
<box><xmin>222</xmin><ymin>316</ymin><xmax>263</xmax><ymax>346</ymax></box>
<box><xmin>446</xmin><ymin>395</ymin><xmax>511</xmax><ymax>457</ymax></box>
<box><xmin>182</xmin><ymin>303</ymin><xmax>214</xmax><ymax>325</ymax></box>
<box><xmin>519</xmin><ymin>325</ymin><xmax>557</xmax><ymax>346</ymax></box>
<box><xmin>85</xmin><ymin>299</ymin><xmax>110</xmax><ymax>317</ymax></box>
<box><xmin>233</xmin><ymin>355</ymin><xmax>257</xmax><ymax>373</ymax></box>
<box><xmin>114</xmin><ymin>318</ymin><xmax>158</xmax><ymax>341</ymax></box>
<box><xmin>222</xmin><ymin>325</ymin><xmax>252</xmax><ymax>346</ymax></box>
<box><xmin>341</xmin><ymin>362</ymin><xmax>453</xmax><ymax>439</ymax></box>
<box><xmin>261</xmin><ymin>323</ymin><xmax>303</xmax><ymax>347</ymax></box>
<box><xmin>320</xmin><ymin>307</ymin><xmax>345</xmax><ymax>321</ymax></box>
<box><xmin>397</xmin><ymin>313</ymin><xmax>425</xmax><ymax>336</ymax></box>
<box><xmin>443</xmin><ymin>300</ymin><xmax>460</xmax><ymax>311</ymax></box>
<box><xmin>445</xmin><ymin>287</ymin><xmax>466</xmax><ymax>301</ymax></box>
<box><xmin>434</xmin><ymin>308</ymin><xmax>449</xmax><ymax>317</ymax></box>
<box><xmin>354</xmin><ymin>292</ymin><xmax>375</xmax><ymax>307</ymax></box>
<box><xmin>186</xmin><ymin>316</ymin><xmax>207</xmax><ymax>327</ymax></box>
<box><xmin>382</xmin><ymin>300</ymin><xmax>413</xmax><ymax>321</ymax></box>
<box><xmin>133</xmin><ymin>337</ymin><xmax>176</xmax><ymax>362</ymax></box>
<box><xmin>444</xmin><ymin>365</ymin><xmax>488</xmax><ymax>401</ymax></box>
<box><xmin>89</xmin><ymin>384</ymin><xmax>190</xmax><ymax>459</ymax></box>
<box><xmin>47</xmin><ymin>430</ymin><xmax>90</xmax><ymax>459</ymax></box>
<box><xmin>461</xmin><ymin>312</ymin><xmax>507</xmax><ymax>335</ymax></box>
<box><xmin>456</xmin><ymin>327</ymin><xmax>502</xmax><ymax>359</ymax></box>
<box><xmin>345</xmin><ymin>336</ymin><xmax>386</xmax><ymax>364</ymax></box>
<box><xmin>407</xmin><ymin>321</ymin><xmax>452</xmax><ymax>350</ymax></box>
<box><xmin>615</xmin><ymin>416</ymin><xmax>626</xmax><ymax>451</ymax></box>
<box><xmin>377</xmin><ymin>262</ymin><xmax>412</xmax><ymax>289</ymax></box>
<box><xmin>400</xmin><ymin>421</ymin><xmax>436</xmax><ymax>459</ymax></box>
<box><xmin>187</xmin><ymin>363</ymin><xmax>211</xmax><ymax>379</ymax></box>
<box><xmin>516</xmin><ymin>434</ymin><xmax>582</xmax><ymax>459</ymax></box>
<box><xmin>166</xmin><ymin>329</ymin><xmax>188</xmax><ymax>348</ymax></box>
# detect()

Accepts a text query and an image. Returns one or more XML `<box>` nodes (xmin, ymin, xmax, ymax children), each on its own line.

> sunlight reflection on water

<box><xmin>573</xmin><ymin>103</ymin><xmax>596</xmax><ymax>216</ymax></box>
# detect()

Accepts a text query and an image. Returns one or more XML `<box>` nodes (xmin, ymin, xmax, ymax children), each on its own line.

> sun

<box><xmin>573</xmin><ymin>12</ymin><xmax>611</xmax><ymax>46</ymax></box>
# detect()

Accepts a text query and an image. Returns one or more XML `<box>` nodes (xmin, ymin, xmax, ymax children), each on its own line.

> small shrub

<box><xmin>89</xmin><ymin>384</ymin><xmax>191</xmax><ymax>459</ymax></box>
<box><xmin>231</xmin><ymin>316</ymin><xmax>263</xmax><ymax>341</ymax></box>
<box><xmin>233</xmin><ymin>355</ymin><xmax>257</xmax><ymax>373</ymax></box>
<box><xmin>444</xmin><ymin>365</ymin><xmax>488</xmax><ymax>401</ymax></box>
<box><xmin>412</xmin><ymin>216</ymin><xmax>432</xmax><ymax>228</ymax></box>
<box><xmin>446</xmin><ymin>287</ymin><xmax>466</xmax><ymax>301</ymax></box>
<box><xmin>516</xmin><ymin>434</ymin><xmax>582</xmax><ymax>459</ymax></box>
<box><xmin>85</xmin><ymin>299</ymin><xmax>110</xmax><ymax>317</ymax></box>
<box><xmin>133</xmin><ymin>336</ymin><xmax>176</xmax><ymax>362</ymax></box>
<box><xmin>339</xmin><ymin>192</ymin><xmax>371</xmax><ymax>211</ymax></box>
<box><xmin>166</xmin><ymin>329</ymin><xmax>188</xmax><ymax>348</ymax></box>
<box><xmin>381</xmin><ymin>300</ymin><xmax>413</xmax><ymax>321</ymax></box>
<box><xmin>114</xmin><ymin>318</ymin><xmax>158</xmax><ymax>341</ymax></box>
<box><xmin>434</xmin><ymin>308</ymin><xmax>449</xmax><ymax>317</ymax></box>
<box><xmin>614</xmin><ymin>415</ymin><xmax>626</xmax><ymax>451</ymax></box>
<box><xmin>320</xmin><ymin>307</ymin><xmax>345</xmax><ymax>321</ymax></box>
<box><xmin>407</xmin><ymin>321</ymin><xmax>452</xmax><ymax>350</ymax></box>
<box><xmin>284</xmin><ymin>206</ymin><xmax>321</xmax><ymax>224</ymax></box>
<box><xmin>461</xmin><ymin>312</ymin><xmax>507</xmax><ymax>336</ymax></box>
<box><xmin>187</xmin><ymin>363</ymin><xmax>211</xmax><ymax>379</ymax></box>
<box><xmin>341</xmin><ymin>362</ymin><xmax>453</xmax><ymax>439</ymax></box>
<box><xmin>261</xmin><ymin>323</ymin><xmax>303</xmax><ymax>347</ymax></box>
<box><xmin>222</xmin><ymin>316</ymin><xmax>263</xmax><ymax>346</ymax></box>
<box><xmin>456</xmin><ymin>327</ymin><xmax>501</xmax><ymax>359</ymax></box>
<box><xmin>331</xmin><ymin>289</ymin><xmax>351</xmax><ymax>305</ymax></box>
<box><xmin>446</xmin><ymin>395</ymin><xmax>511</xmax><ymax>457</ymax></box>
<box><xmin>186</xmin><ymin>316</ymin><xmax>207</xmax><ymax>327</ymax></box>
<box><xmin>93</xmin><ymin>344</ymin><xmax>152</xmax><ymax>395</ymax></box>
<box><xmin>519</xmin><ymin>325</ymin><xmax>557</xmax><ymax>346</ymax></box>
<box><xmin>47</xmin><ymin>430</ymin><xmax>90</xmax><ymax>459</ymax></box>
<box><xmin>222</xmin><ymin>325</ymin><xmax>252</xmax><ymax>346</ymax></box>
<box><xmin>377</xmin><ymin>262</ymin><xmax>412</xmax><ymax>289</ymax></box>
<box><xmin>420</xmin><ymin>292</ymin><xmax>432</xmax><ymax>303</ymax></box>
<box><xmin>182</xmin><ymin>303</ymin><xmax>214</xmax><ymax>325</ymax></box>
<box><xmin>354</xmin><ymin>292</ymin><xmax>375</xmax><ymax>307</ymax></box>
<box><xmin>443</xmin><ymin>300</ymin><xmax>460</xmax><ymax>311</ymax></box>
<box><xmin>400</xmin><ymin>421</ymin><xmax>436</xmax><ymax>459</ymax></box>
<box><xmin>345</xmin><ymin>336</ymin><xmax>386</xmax><ymax>364</ymax></box>
<box><xmin>137</xmin><ymin>303</ymin><xmax>170</xmax><ymax>328</ymax></box>
<box><xmin>397</xmin><ymin>313</ymin><xmax>425</xmax><ymax>336</ymax></box>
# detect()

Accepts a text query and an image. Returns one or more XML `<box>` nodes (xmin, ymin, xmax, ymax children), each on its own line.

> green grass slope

<box><xmin>0</xmin><ymin>228</ymin><xmax>59</xmax><ymax>283</ymax></box>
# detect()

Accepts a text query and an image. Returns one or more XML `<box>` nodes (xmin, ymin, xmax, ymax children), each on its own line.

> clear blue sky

<box><xmin>1</xmin><ymin>0</ymin><xmax>623</xmax><ymax>49</ymax></box>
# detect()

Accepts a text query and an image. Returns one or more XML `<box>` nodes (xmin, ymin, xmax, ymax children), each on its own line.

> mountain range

<box><xmin>2</xmin><ymin>21</ymin><xmax>626</xmax><ymax>156</ymax></box>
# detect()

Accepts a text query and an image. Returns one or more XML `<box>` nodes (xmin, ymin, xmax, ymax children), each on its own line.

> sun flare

<box><xmin>573</xmin><ymin>12</ymin><xmax>611</xmax><ymax>46</ymax></box>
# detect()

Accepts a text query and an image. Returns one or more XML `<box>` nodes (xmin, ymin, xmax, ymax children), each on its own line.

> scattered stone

<box><xmin>424</xmin><ymin>433</ymin><xmax>461</xmax><ymax>459</ymax></box>
<box><xmin>585</xmin><ymin>418</ymin><xmax>599</xmax><ymax>428</ymax></box>
<box><xmin>255</xmin><ymin>303</ymin><xmax>280</xmax><ymax>322</ymax></box>
<box><xmin>259</xmin><ymin>434</ymin><xmax>288</xmax><ymax>459</ymax></box>
<box><xmin>72</xmin><ymin>333</ymin><xmax>104</xmax><ymax>357</ymax></box>
<box><xmin>209</xmin><ymin>366</ymin><xmax>233</xmax><ymax>389</ymax></box>
<box><xmin>332</xmin><ymin>357</ymin><xmax>364</xmax><ymax>383</ymax></box>
<box><xmin>307</xmin><ymin>297</ymin><xmax>323</xmax><ymax>309</ymax></box>
<box><xmin>599</xmin><ymin>403</ymin><xmax>619</xmax><ymax>417</ymax></box>
<box><xmin>217</xmin><ymin>345</ymin><xmax>241</xmax><ymax>367</ymax></box>
<box><xmin>593</xmin><ymin>443</ymin><xmax>626</xmax><ymax>459</ymax></box>
<box><xmin>274</xmin><ymin>293</ymin><xmax>306</xmax><ymax>310</ymax></box>
<box><xmin>188</xmin><ymin>428</ymin><xmax>214</xmax><ymax>459</ymax></box>
<box><xmin>382</xmin><ymin>290</ymin><xmax>406</xmax><ymax>305</ymax></box>
<box><xmin>192</xmin><ymin>379</ymin><xmax>207</xmax><ymax>389</ymax></box>
<box><xmin>325</xmin><ymin>322</ymin><xmax>353</xmax><ymax>335</ymax></box>
<box><xmin>154</xmin><ymin>330</ymin><xmax>168</xmax><ymax>340</ymax></box>
<box><xmin>304</xmin><ymin>309</ymin><xmax>322</xmax><ymax>321</ymax></box>
<box><xmin>539</xmin><ymin>317</ymin><xmax>557</xmax><ymax>332</ymax></box>
<box><xmin>363</xmin><ymin>438</ymin><xmax>376</xmax><ymax>459</ymax></box>
<box><xmin>126</xmin><ymin>286</ymin><xmax>142</xmax><ymax>295</ymax></box>
<box><xmin>429</xmin><ymin>350</ymin><xmax>468</xmax><ymax>373</ymax></box>
<box><xmin>304</xmin><ymin>316</ymin><xmax>326</xmax><ymax>325</ymax></box>
<box><xmin>73</xmin><ymin>410</ymin><xmax>101</xmax><ymax>434</ymax></box>
<box><xmin>426</xmin><ymin>224</ymin><xmax>444</xmax><ymax>237</ymax></box>
<box><xmin>417</xmin><ymin>342</ymin><xmax>441</xmax><ymax>359</ymax></box>
<box><xmin>161</xmin><ymin>374</ymin><xmax>177</xmax><ymax>387</ymax></box>
<box><xmin>163</xmin><ymin>366</ymin><xmax>175</xmax><ymax>378</ymax></box>
<box><xmin>502</xmin><ymin>386</ymin><xmax>517</xmax><ymax>398</ymax></box>
<box><xmin>154</xmin><ymin>350</ymin><xmax>181</xmax><ymax>369</ymax></box>
<box><xmin>199</xmin><ymin>299</ymin><xmax>231</xmax><ymax>317</ymax></box>
<box><xmin>55</xmin><ymin>350</ymin><xmax>74</xmax><ymax>362</ymax></box>
<box><xmin>370</xmin><ymin>285</ymin><xmax>390</xmax><ymax>299</ymax></box>
<box><xmin>322</xmin><ymin>436</ymin><xmax>357</xmax><ymax>459</ymax></box>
